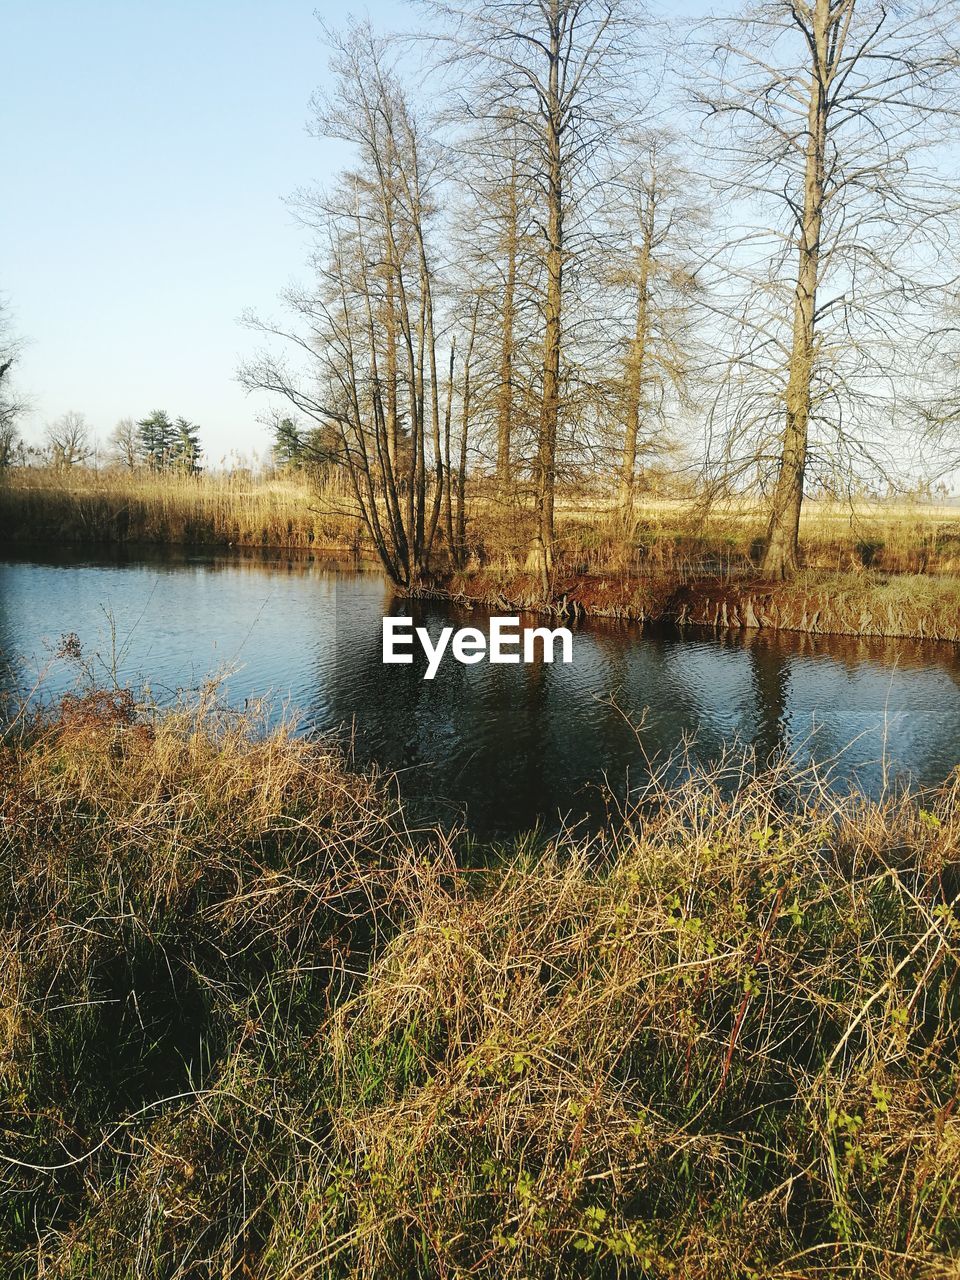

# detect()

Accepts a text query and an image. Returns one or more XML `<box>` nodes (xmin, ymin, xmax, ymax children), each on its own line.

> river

<box><xmin>3</xmin><ymin>547</ymin><xmax>959</xmax><ymax>835</ymax></box>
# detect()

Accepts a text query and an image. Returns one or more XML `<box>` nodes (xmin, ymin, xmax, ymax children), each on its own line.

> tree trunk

<box><xmin>497</xmin><ymin>158</ymin><xmax>518</xmax><ymax>485</ymax></box>
<box><xmin>456</xmin><ymin>399</ymin><xmax>469</xmax><ymax>565</ymax></box>
<box><xmin>384</xmin><ymin>254</ymin><xmax>399</xmax><ymax>469</ymax></box>
<box><xmin>533</xmin><ymin>2</ymin><xmax>563</xmax><ymax>594</ymax></box>
<box><xmin>619</xmin><ymin>191</ymin><xmax>654</xmax><ymax>517</ymax></box>
<box><xmin>762</xmin><ymin>0</ymin><xmax>829</xmax><ymax>580</ymax></box>
<box><xmin>455</xmin><ymin>302</ymin><xmax>479</xmax><ymax>565</ymax></box>
<box><xmin>443</xmin><ymin>340</ymin><xmax>456</xmax><ymax>561</ymax></box>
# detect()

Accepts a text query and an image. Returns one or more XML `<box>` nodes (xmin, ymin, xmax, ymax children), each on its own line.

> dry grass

<box><xmin>3</xmin><ymin>466</ymin><xmax>959</xmax><ymax>580</ymax></box>
<box><xmin>543</xmin><ymin>497</ymin><xmax>960</xmax><ymax>579</ymax></box>
<box><xmin>672</xmin><ymin>571</ymin><xmax>960</xmax><ymax>642</ymax></box>
<box><xmin>428</xmin><ymin>566</ymin><xmax>960</xmax><ymax>641</ymax></box>
<box><xmin>0</xmin><ymin>466</ymin><xmax>361</xmax><ymax>551</ymax></box>
<box><xmin>2</xmin><ymin>682</ymin><xmax>960</xmax><ymax>1277</ymax></box>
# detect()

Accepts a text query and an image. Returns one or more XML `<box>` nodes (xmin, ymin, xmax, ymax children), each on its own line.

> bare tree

<box><xmin>419</xmin><ymin>0</ymin><xmax>650</xmax><ymax>590</ymax></box>
<box><xmin>0</xmin><ymin>422</ymin><xmax>21</xmax><ymax>470</ymax></box>
<box><xmin>914</xmin><ymin>293</ymin><xmax>960</xmax><ymax>482</ymax></box>
<box><xmin>604</xmin><ymin>134</ymin><xmax>705</xmax><ymax>516</ymax></box>
<box><xmin>441</xmin><ymin>298</ymin><xmax>481</xmax><ymax>567</ymax></box>
<box><xmin>107</xmin><ymin>417</ymin><xmax>140</xmax><ymax>470</ymax></box>
<box><xmin>242</xmin><ymin>23</ymin><xmax>451</xmax><ymax>586</ymax></box>
<box><xmin>442</xmin><ymin>103</ymin><xmax>547</xmax><ymax>557</ymax></box>
<box><xmin>697</xmin><ymin>0</ymin><xmax>960</xmax><ymax>577</ymax></box>
<box><xmin>458</xmin><ymin>110</ymin><xmax>543</xmax><ymax>487</ymax></box>
<box><xmin>0</xmin><ymin>297</ymin><xmax>27</xmax><ymax>471</ymax></box>
<box><xmin>45</xmin><ymin>411</ymin><xmax>93</xmax><ymax>470</ymax></box>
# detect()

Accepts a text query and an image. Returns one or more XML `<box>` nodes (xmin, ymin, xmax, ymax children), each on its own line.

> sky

<box><xmin>5</xmin><ymin>0</ymin><xmax>731</xmax><ymax>468</ymax></box>
<box><xmin>4</xmin><ymin>0</ymin><xmax>412</xmax><ymax>464</ymax></box>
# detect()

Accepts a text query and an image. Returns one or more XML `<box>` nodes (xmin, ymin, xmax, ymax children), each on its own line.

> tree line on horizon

<box><xmin>241</xmin><ymin>0</ymin><xmax>960</xmax><ymax>587</ymax></box>
<box><xmin>0</xmin><ymin>402</ymin><xmax>203</xmax><ymax>475</ymax></box>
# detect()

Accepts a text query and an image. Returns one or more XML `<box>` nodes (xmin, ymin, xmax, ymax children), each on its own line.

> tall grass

<box><xmin>3</xmin><ymin>465</ymin><xmax>960</xmax><ymax>578</ymax></box>
<box><xmin>0</xmin><ymin>466</ymin><xmax>361</xmax><ymax>551</ymax></box>
<box><xmin>2</xmin><ymin>682</ymin><xmax>959</xmax><ymax>1277</ymax></box>
<box><xmin>547</xmin><ymin>498</ymin><xmax>960</xmax><ymax>578</ymax></box>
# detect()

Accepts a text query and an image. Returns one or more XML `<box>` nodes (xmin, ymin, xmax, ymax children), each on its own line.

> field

<box><xmin>3</xmin><ymin>466</ymin><xmax>960</xmax><ymax>577</ymax></box>
<box><xmin>0</xmin><ymin>466</ymin><xmax>359</xmax><ymax>552</ymax></box>
<box><xmin>1</xmin><ymin>683</ymin><xmax>960</xmax><ymax>1277</ymax></box>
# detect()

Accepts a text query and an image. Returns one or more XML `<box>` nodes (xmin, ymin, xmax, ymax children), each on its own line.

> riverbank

<box><xmin>4</xmin><ymin>467</ymin><xmax>960</xmax><ymax>573</ymax></box>
<box><xmin>5</xmin><ymin>467</ymin><xmax>960</xmax><ymax>643</ymax></box>
<box><xmin>427</xmin><ymin>567</ymin><xmax>960</xmax><ymax>643</ymax></box>
<box><xmin>2</xmin><ymin>686</ymin><xmax>960</xmax><ymax>1277</ymax></box>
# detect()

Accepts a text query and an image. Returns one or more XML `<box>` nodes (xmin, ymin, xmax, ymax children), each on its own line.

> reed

<box><xmin>0</xmin><ymin>465</ymin><xmax>361</xmax><ymax>551</ymax></box>
<box><xmin>546</xmin><ymin>496</ymin><xmax>960</xmax><ymax>578</ymax></box>
<box><xmin>3</xmin><ymin>466</ymin><xmax>959</xmax><ymax>579</ymax></box>
<box><xmin>2</xmin><ymin>678</ymin><xmax>959</xmax><ymax>1277</ymax></box>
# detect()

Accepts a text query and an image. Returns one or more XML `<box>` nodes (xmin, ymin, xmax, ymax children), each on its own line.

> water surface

<box><xmin>3</xmin><ymin>548</ymin><xmax>959</xmax><ymax>834</ymax></box>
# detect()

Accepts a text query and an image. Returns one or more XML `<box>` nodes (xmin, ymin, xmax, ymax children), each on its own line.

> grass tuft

<box><xmin>2</xmin><ymin>687</ymin><xmax>959</xmax><ymax>1277</ymax></box>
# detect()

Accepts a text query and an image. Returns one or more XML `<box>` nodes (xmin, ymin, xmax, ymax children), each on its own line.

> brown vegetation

<box><xmin>428</xmin><ymin>567</ymin><xmax>960</xmax><ymax>643</ymax></box>
<box><xmin>2</xmin><ymin>686</ymin><xmax>960</xmax><ymax>1276</ymax></box>
<box><xmin>0</xmin><ymin>466</ymin><xmax>362</xmax><ymax>552</ymax></box>
<box><xmin>5</xmin><ymin>467</ymin><xmax>960</xmax><ymax>642</ymax></box>
<box><xmin>4</xmin><ymin>468</ymin><xmax>960</xmax><ymax>573</ymax></box>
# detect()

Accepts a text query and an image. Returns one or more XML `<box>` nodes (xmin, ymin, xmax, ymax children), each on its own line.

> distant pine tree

<box><xmin>172</xmin><ymin>417</ymin><xmax>202</xmax><ymax>473</ymax></box>
<box><xmin>272</xmin><ymin>417</ymin><xmax>304</xmax><ymax>470</ymax></box>
<box><xmin>136</xmin><ymin>411</ymin><xmax>202</xmax><ymax>472</ymax></box>
<box><xmin>137</xmin><ymin>410</ymin><xmax>176</xmax><ymax>470</ymax></box>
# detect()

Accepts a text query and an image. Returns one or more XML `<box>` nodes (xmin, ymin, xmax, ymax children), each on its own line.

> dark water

<box><xmin>3</xmin><ymin>547</ymin><xmax>959</xmax><ymax>835</ymax></box>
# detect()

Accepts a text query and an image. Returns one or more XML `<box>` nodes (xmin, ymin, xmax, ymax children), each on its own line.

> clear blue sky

<box><xmin>4</xmin><ymin>0</ymin><xmax>410</xmax><ymax>464</ymax></box>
